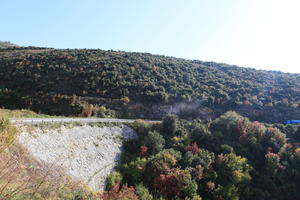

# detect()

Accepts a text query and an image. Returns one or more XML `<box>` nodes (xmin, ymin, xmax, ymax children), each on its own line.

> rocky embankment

<box><xmin>16</xmin><ymin>124</ymin><xmax>137</xmax><ymax>191</ymax></box>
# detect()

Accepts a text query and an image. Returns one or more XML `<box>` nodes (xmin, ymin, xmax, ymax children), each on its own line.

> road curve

<box><xmin>10</xmin><ymin>118</ymin><xmax>161</xmax><ymax>125</ymax></box>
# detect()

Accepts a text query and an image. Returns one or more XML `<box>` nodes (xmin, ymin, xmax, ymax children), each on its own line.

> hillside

<box><xmin>0</xmin><ymin>41</ymin><xmax>18</xmax><ymax>49</ymax></box>
<box><xmin>17</xmin><ymin>123</ymin><xmax>137</xmax><ymax>191</ymax></box>
<box><xmin>1</xmin><ymin>46</ymin><xmax>300</xmax><ymax>122</ymax></box>
<box><xmin>111</xmin><ymin>112</ymin><xmax>300</xmax><ymax>200</ymax></box>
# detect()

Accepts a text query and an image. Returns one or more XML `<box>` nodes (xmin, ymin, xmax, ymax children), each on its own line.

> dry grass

<box><xmin>0</xmin><ymin>117</ymin><xmax>18</xmax><ymax>153</ymax></box>
<box><xmin>0</xmin><ymin>109</ymin><xmax>52</xmax><ymax>119</ymax></box>
<box><xmin>0</xmin><ymin>144</ymin><xmax>96</xmax><ymax>200</ymax></box>
<box><xmin>0</xmin><ymin>117</ymin><xmax>95</xmax><ymax>199</ymax></box>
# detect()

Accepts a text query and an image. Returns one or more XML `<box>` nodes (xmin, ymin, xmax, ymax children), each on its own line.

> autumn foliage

<box><xmin>99</xmin><ymin>184</ymin><xmax>139</xmax><ymax>200</ymax></box>
<box><xmin>184</xmin><ymin>142</ymin><xmax>201</xmax><ymax>154</ymax></box>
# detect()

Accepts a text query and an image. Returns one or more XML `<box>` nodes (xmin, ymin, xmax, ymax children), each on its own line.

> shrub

<box><xmin>0</xmin><ymin>148</ymin><xmax>94</xmax><ymax>200</ymax></box>
<box><xmin>106</xmin><ymin>171</ymin><xmax>123</xmax><ymax>190</ymax></box>
<box><xmin>220</xmin><ymin>144</ymin><xmax>234</xmax><ymax>154</ymax></box>
<box><xmin>81</xmin><ymin>104</ymin><xmax>97</xmax><ymax>117</ymax></box>
<box><xmin>191</xmin><ymin>123</ymin><xmax>212</xmax><ymax>146</ymax></box>
<box><xmin>162</xmin><ymin>115</ymin><xmax>178</xmax><ymax>135</ymax></box>
<box><xmin>131</xmin><ymin>120</ymin><xmax>152</xmax><ymax>136</ymax></box>
<box><xmin>99</xmin><ymin>184</ymin><xmax>139</xmax><ymax>200</ymax></box>
<box><xmin>150</xmin><ymin>149</ymin><xmax>182</xmax><ymax>167</ymax></box>
<box><xmin>120</xmin><ymin>97</ymin><xmax>130</xmax><ymax>104</ymax></box>
<box><xmin>182</xmin><ymin>149</ymin><xmax>215</xmax><ymax>169</ymax></box>
<box><xmin>295</xmin><ymin>148</ymin><xmax>300</xmax><ymax>158</ymax></box>
<box><xmin>214</xmin><ymin>153</ymin><xmax>252</xmax><ymax>200</ymax></box>
<box><xmin>139</xmin><ymin>145</ymin><xmax>149</xmax><ymax>157</ymax></box>
<box><xmin>97</xmin><ymin>106</ymin><xmax>116</xmax><ymax>118</ymax></box>
<box><xmin>265</xmin><ymin>152</ymin><xmax>283</xmax><ymax>175</ymax></box>
<box><xmin>142</xmin><ymin>131</ymin><xmax>165</xmax><ymax>154</ymax></box>
<box><xmin>122</xmin><ymin>158</ymin><xmax>147</xmax><ymax>184</ymax></box>
<box><xmin>153</xmin><ymin>168</ymin><xmax>197</xmax><ymax>199</ymax></box>
<box><xmin>0</xmin><ymin>117</ymin><xmax>18</xmax><ymax>152</ymax></box>
<box><xmin>135</xmin><ymin>183</ymin><xmax>153</xmax><ymax>200</ymax></box>
<box><xmin>211</xmin><ymin>111</ymin><xmax>247</xmax><ymax>135</ymax></box>
<box><xmin>184</xmin><ymin>142</ymin><xmax>201</xmax><ymax>154</ymax></box>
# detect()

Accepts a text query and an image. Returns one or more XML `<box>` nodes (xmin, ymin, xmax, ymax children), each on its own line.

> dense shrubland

<box><xmin>1</xmin><ymin>47</ymin><xmax>300</xmax><ymax>121</ymax></box>
<box><xmin>1</xmin><ymin>45</ymin><xmax>300</xmax><ymax>198</ymax></box>
<box><xmin>101</xmin><ymin>112</ymin><xmax>300</xmax><ymax>200</ymax></box>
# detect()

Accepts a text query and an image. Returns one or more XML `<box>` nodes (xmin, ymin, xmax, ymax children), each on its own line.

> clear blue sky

<box><xmin>1</xmin><ymin>0</ymin><xmax>300</xmax><ymax>73</ymax></box>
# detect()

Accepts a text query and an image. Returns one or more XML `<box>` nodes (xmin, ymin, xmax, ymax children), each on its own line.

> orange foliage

<box><xmin>194</xmin><ymin>165</ymin><xmax>204</xmax><ymax>180</ymax></box>
<box><xmin>291</xmin><ymin>103</ymin><xmax>299</xmax><ymax>108</ymax></box>
<box><xmin>139</xmin><ymin>145</ymin><xmax>148</xmax><ymax>157</ymax></box>
<box><xmin>243</xmin><ymin>100</ymin><xmax>251</xmax><ymax>105</ymax></box>
<box><xmin>81</xmin><ymin>104</ymin><xmax>97</xmax><ymax>117</ymax></box>
<box><xmin>251</xmin><ymin>96</ymin><xmax>258</xmax><ymax>100</ymax></box>
<box><xmin>294</xmin><ymin>148</ymin><xmax>300</xmax><ymax>158</ymax></box>
<box><xmin>153</xmin><ymin>168</ymin><xmax>189</xmax><ymax>198</ymax></box>
<box><xmin>282</xmin><ymin>98</ymin><xmax>289</xmax><ymax>104</ymax></box>
<box><xmin>184</xmin><ymin>142</ymin><xmax>201</xmax><ymax>154</ymax></box>
<box><xmin>163</xmin><ymin>152</ymin><xmax>177</xmax><ymax>165</ymax></box>
<box><xmin>98</xmin><ymin>184</ymin><xmax>139</xmax><ymax>200</ymax></box>
<box><xmin>206</xmin><ymin>181</ymin><xmax>215</xmax><ymax>192</ymax></box>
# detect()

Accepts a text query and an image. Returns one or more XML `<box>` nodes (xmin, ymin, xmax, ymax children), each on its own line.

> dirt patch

<box><xmin>16</xmin><ymin>125</ymin><xmax>137</xmax><ymax>191</ymax></box>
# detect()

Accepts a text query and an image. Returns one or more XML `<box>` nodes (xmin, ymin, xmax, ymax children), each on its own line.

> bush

<box><xmin>153</xmin><ymin>168</ymin><xmax>197</xmax><ymax>199</ymax></box>
<box><xmin>220</xmin><ymin>144</ymin><xmax>234</xmax><ymax>154</ymax></box>
<box><xmin>162</xmin><ymin>115</ymin><xmax>178</xmax><ymax>135</ymax></box>
<box><xmin>99</xmin><ymin>184</ymin><xmax>139</xmax><ymax>200</ymax></box>
<box><xmin>150</xmin><ymin>149</ymin><xmax>182</xmax><ymax>167</ymax></box>
<box><xmin>135</xmin><ymin>183</ymin><xmax>153</xmax><ymax>200</ymax></box>
<box><xmin>0</xmin><ymin>117</ymin><xmax>18</xmax><ymax>152</ymax></box>
<box><xmin>131</xmin><ymin>120</ymin><xmax>152</xmax><ymax>137</ymax></box>
<box><xmin>106</xmin><ymin>171</ymin><xmax>123</xmax><ymax>190</ymax></box>
<box><xmin>191</xmin><ymin>123</ymin><xmax>212</xmax><ymax>146</ymax></box>
<box><xmin>142</xmin><ymin>131</ymin><xmax>165</xmax><ymax>154</ymax></box>
<box><xmin>211</xmin><ymin>111</ymin><xmax>247</xmax><ymax>135</ymax></box>
<box><xmin>97</xmin><ymin>106</ymin><xmax>117</xmax><ymax>118</ymax></box>
<box><xmin>121</xmin><ymin>158</ymin><xmax>147</xmax><ymax>184</ymax></box>
<box><xmin>81</xmin><ymin>104</ymin><xmax>97</xmax><ymax>117</ymax></box>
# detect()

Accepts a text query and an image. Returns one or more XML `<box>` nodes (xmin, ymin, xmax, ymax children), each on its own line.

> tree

<box><xmin>214</xmin><ymin>153</ymin><xmax>252</xmax><ymax>200</ymax></box>
<box><xmin>265</xmin><ymin>152</ymin><xmax>283</xmax><ymax>175</ymax></box>
<box><xmin>122</xmin><ymin>158</ymin><xmax>147</xmax><ymax>184</ymax></box>
<box><xmin>153</xmin><ymin>168</ymin><xmax>198</xmax><ymax>199</ymax></box>
<box><xmin>106</xmin><ymin>171</ymin><xmax>123</xmax><ymax>190</ymax></box>
<box><xmin>162</xmin><ymin>115</ymin><xmax>178</xmax><ymax>135</ymax></box>
<box><xmin>184</xmin><ymin>142</ymin><xmax>201</xmax><ymax>154</ymax></box>
<box><xmin>99</xmin><ymin>184</ymin><xmax>139</xmax><ymax>200</ymax></box>
<box><xmin>135</xmin><ymin>183</ymin><xmax>153</xmax><ymax>200</ymax></box>
<box><xmin>142</xmin><ymin>131</ymin><xmax>165</xmax><ymax>154</ymax></box>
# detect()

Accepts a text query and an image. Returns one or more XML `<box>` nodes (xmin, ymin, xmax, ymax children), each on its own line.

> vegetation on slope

<box><xmin>0</xmin><ymin>41</ymin><xmax>18</xmax><ymax>49</ymax></box>
<box><xmin>0</xmin><ymin>108</ymin><xmax>52</xmax><ymax>118</ymax></box>
<box><xmin>0</xmin><ymin>117</ymin><xmax>18</xmax><ymax>153</ymax></box>
<box><xmin>1</xmin><ymin>44</ymin><xmax>300</xmax><ymax>199</ymax></box>
<box><xmin>0</xmin><ymin>116</ymin><xmax>95</xmax><ymax>199</ymax></box>
<box><xmin>1</xmin><ymin>47</ymin><xmax>300</xmax><ymax>122</ymax></box>
<box><xmin>102</xmin><ymin>112</ymin><xmax>300</xmax><ymax>200</ymax></box>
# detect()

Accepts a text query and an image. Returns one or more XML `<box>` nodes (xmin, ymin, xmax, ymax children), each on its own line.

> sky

<box><xmin>1</xmin><ymin>0</ymin><xmax>300</xmax><ymax>73</ymax></box>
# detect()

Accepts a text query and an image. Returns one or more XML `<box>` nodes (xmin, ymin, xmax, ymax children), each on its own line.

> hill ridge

<box><xmin>1</xmin><ymin>46</ymin><xmax>300</xmax><ymax>122</ymax></box>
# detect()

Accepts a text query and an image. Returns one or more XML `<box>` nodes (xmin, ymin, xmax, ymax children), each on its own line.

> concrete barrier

<box><xmin>10</xmin><ymin>118</ymin><xmax>161</xmax><ymax>125</ymax></box>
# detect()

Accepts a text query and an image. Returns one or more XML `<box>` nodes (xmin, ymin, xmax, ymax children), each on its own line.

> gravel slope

<box><xmin>16</xmin><ymin>125</ymin><xmax>137</xmax><ymax>191</ymax></box>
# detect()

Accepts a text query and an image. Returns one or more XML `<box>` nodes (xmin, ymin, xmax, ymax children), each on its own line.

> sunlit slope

<box><xmin>1</xmin><ymin>47</ymin><xmax>300</xmax><ymax>121</ymax></box>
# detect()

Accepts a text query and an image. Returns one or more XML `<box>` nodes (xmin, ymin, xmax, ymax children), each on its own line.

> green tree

<box><xmin>162</xmin><ymin>115</ymin><xmax>178</xmax><ymax>135</ymax></box>
<box><xmin>143</xmin><ymin>131</ymin><xmax>165</xmax><ymax>154</ymax></box>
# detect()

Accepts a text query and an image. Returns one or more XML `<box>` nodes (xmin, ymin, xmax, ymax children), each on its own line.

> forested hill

<box><xmin>1</xmin><ymin>46</ymin><xmax>300</xmax><ymax>122</ymax></box>
<box><xmin>0</xmin><ymin>41</ymin><xmax>18</xmax><ymax>49</ymax></box>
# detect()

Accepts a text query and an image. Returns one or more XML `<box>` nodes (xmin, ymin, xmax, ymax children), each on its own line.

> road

<box><xmin>10</xmin><ymin>118</ymin><xmax>161</xmax><ymax>125</ymax></box>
